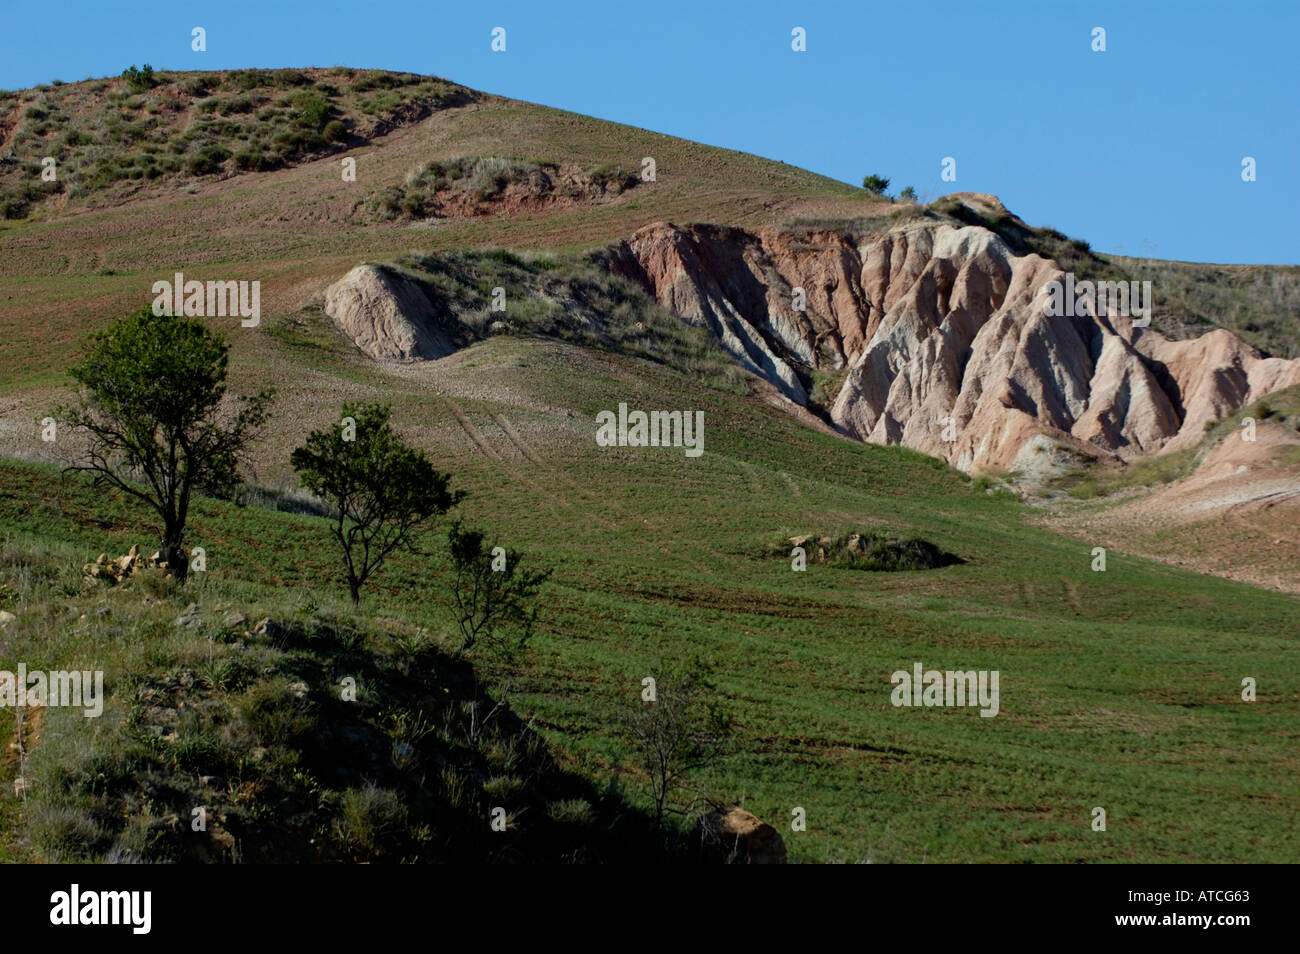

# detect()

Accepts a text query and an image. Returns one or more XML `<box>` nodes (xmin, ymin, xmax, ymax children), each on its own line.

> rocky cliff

<box><xmin>608</xmin><ymin>197</ymin><xmax>1300</xmax><ymax>473</ymax></box>
<box><xmin>323</xmin><ymin>195</ymin><xmax>1300</xmax><ymax>475</ymax></box>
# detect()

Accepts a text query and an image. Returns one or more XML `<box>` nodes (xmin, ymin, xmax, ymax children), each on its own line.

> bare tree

<box><xmin>447</xmin><ymin>522</ymin><xmax>550</xmax><ymax>655</ymax></box>
<box><xmin>624</xmin><ymin>663</ymin><xmax>731</xmax><ymax>829</ymax></box>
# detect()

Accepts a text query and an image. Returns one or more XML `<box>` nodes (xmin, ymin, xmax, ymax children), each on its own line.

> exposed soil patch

<box><xmin>364</xmin><ymin>156</ymin><xmax>638</xmax><ymax>222</ymax></box>
<box><xmin>1037</xmin><ymin>417</ymin><xmax>1300</xmax><ymax>593</ymax></box>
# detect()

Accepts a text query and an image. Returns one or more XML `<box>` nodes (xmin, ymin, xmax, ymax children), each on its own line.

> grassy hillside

<box><xmin>2</xmin><ymin>68</ymin><xmax>1298</xmax><ymax>864</ymax></box>
<box><xmin>0</xmin><ymin>527</ymin><xmax>666</xmax><ymax>863</ymax></box>
<box><xmin>0</xmin><ymin>67</ymin><xmax>475</xmax><ymax>215</ymax></box>
<box><xmin>0</xmin><ymin>70</ymin><xmax>869</xmax><ymax>398</ymax></box>
<box><xmin>4</xmin><ymin>331</ymin><xmax>1297</xmax><ymax>863</ymax></box>
<box><xmin>3</xmin><ymin>69</ymin><xmax>1297</xmax><ymax>404</ymax></box>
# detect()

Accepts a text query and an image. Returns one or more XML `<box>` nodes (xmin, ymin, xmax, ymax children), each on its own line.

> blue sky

<box><xmin>3</xmin><ymin>0</ymin><xmax>1296</xmax><ymax>264</ymax></box>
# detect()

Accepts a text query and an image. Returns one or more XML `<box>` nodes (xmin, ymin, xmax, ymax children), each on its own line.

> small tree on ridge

<box><xmin>862</xmin><ymin>174</ymin><xmax>891</xmax><ymax>196</ymax></box>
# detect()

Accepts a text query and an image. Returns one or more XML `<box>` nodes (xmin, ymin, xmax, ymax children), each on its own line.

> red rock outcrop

<box><xmin>607</xmin><ymin>223</ymin><xmax>871</xmax><ymax>404</ymax></box>
<box><xmin>610</xmin><ymin>205</ymin><xmax>1300</xmax><ymax>473</ymax></box>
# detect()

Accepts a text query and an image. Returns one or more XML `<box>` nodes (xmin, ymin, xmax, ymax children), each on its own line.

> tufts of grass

<box><xmin>1049</xmin><ymin>448</ymin><xmax>1198</xmax><ymax>499</ymax></box>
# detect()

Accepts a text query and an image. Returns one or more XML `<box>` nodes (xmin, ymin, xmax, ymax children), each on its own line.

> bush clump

<box><xmin>368</xmin><ymin>156</ymin><xmax>636</xmax><ymax>221</ymax></box>
<box><xmin>121</xmin><ymin>64</ymin><xmax>157</xmax><ymax>94</ymax></box>
<box><xmin>272</xmin><ymin>69</ymin><xmax>310</xmax><ymax>88</ymax></box>
<box><xmin>290</xmin><ymin>91</ymin><xmax>331</xmax><ymax>132</ymax></box>
<box><xmin>185</xmin><ymin>145</ymin><xmax>231</xmax><ymax>175</ymax></box>
<box><xmin>182</xmin><ymin>75</ymin><xmax>221</xmax><ymax>98</ymax></box>
<box><xmin>772</xmin><ymin>530</ymin><xmax>963</xmax><ymax>571</ymax></box>
<box><xmin>224</xmin><ymin>69</ymin><xmax>272</xmax><ymax>91</ymax></box>
<box><xmin>862</xmin><ymin>173</ymin><xmax>890</xmax><ymax>195</ymax></box>
<box><xmin>232</xmin><ymin>148</ymin><xmax>277</xmax><ymax>172</ymax></box>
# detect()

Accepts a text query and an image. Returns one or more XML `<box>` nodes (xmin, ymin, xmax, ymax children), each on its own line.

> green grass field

<box><xmin>4</xmin><ymin>331</ymin><xmax>1297</xmax><ymax>863</ymax></box>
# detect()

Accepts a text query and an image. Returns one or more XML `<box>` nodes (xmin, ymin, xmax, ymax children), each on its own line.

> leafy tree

<box><xmin>899</xmin><ymin>185</ymin><xmax>917</xmax><ymax>202</ymax></box>
<box><xmin>862</xmin><ymin>174</ymin><xmax>891</xmax><ymax>196</ymax></box>
<box><xmin>447</xmin><ymin>522</ymin><xmax>550</xmax><ymax>655</ymax></box>
<box><xmin>292</xmin><ymin>402</ymin><xmax>462</xmax><ymax>605</ymax></box>
<box><xmin>62</xmin><ymin>306</ymin><xmax>273</xmax><ymax>579</ymax></box>
<box><xmin>624</xmin><ymin>663</ymin><xmax>732</xmax><ymax>829</ymax></box>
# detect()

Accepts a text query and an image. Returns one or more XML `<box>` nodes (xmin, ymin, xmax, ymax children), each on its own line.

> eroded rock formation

<box><xmin>325</xmin><ymin>195</ymin><xmax>1300</xmax><ymax>474</ymax></box>
<box><xmin>610</xmin><ymin>199</ymin><xmax>1300</xmax><ymax>472</ymax></box>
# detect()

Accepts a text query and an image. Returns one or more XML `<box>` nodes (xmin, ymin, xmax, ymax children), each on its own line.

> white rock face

<box><xmin>324</xmin><ymin>264</ymin><xmax>456</xmax><ymax>362</ymax></box>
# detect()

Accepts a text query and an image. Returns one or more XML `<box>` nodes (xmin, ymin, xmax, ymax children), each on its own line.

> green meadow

<box><xmin>3</xmin><ymin>331</ymin><xmax>1296</xmax><ymax>863</ymax></box>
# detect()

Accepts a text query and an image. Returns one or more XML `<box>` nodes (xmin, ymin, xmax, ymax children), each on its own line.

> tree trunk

<box><xmin>160</xmin><ymin>524</ymin><xmax>188</xmax><ymax>581</ymax></box>
<box><xmin>159</xmin><ymin>544</ymin><xmax>188</xmax><ymax>581</ymax></box>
